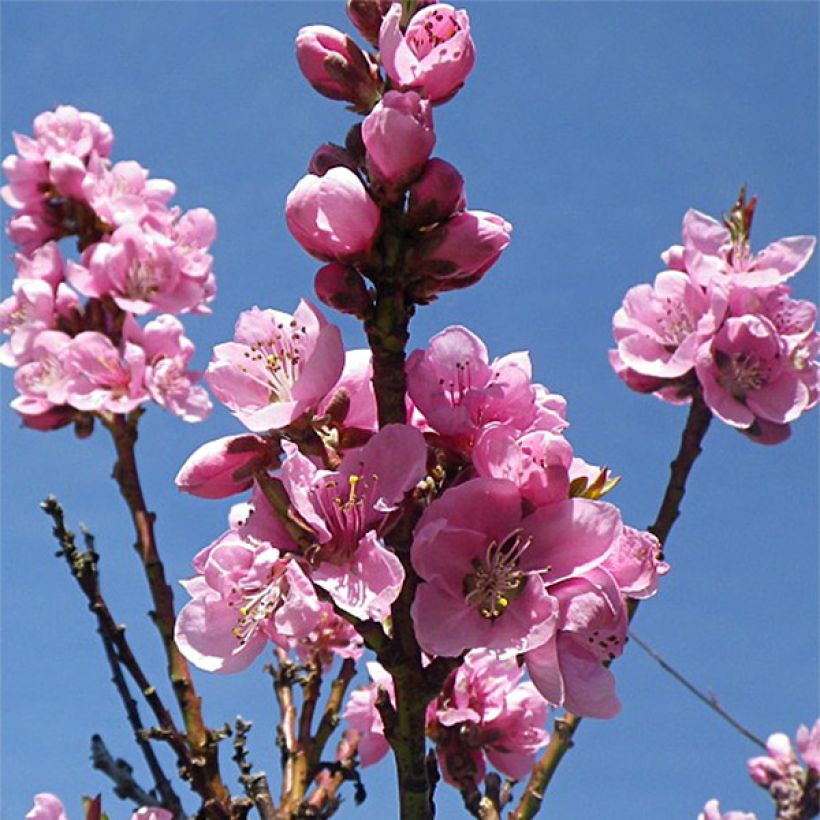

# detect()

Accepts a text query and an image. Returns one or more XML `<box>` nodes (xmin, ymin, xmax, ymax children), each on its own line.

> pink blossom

<box><xmin>131</xmin><ymin>810</ymin><xmax>173</xmax><ymax>820</ymax></box>
<box><xmin>175</xmin><ymin>530</ymin><xmax>321</xmax><ymax>674</ymax></box>
<box><xmin>406</xmin><ymin>326</ymin><xmax>539</xmax><ymax>451</ymax></box>
<box><xmin>16</xmin><ymin>105</ymin><xmax>113</xmax><ymax>162</ymax></box>
<box><xmin>695</xmin><ymin>315</ymin><xmax>812</xmax><ymax>433</ymax></box>
<box><xmin>314</xmin><ymin>262</ymin><xmax>371</xmax><ymax>318</ymax></box>
<box><xmin>380</xmin><ymin>3</ymin><xmax>475</xmax><ymax>104</ymax></box>
<box><xmin>603</xmin><ymin>526</ymin><xmax>669</xmax><ymax>600</ymax></box>
<box><xmin>285</xmin><ymin>167</ymin><xmax>381</xmax><ymax>261</ymax></box>
<box><xmin>2</xmin><ymin>153</ymin><xmax>49</xmax><ymax>211</ymax></box>
<box><xmin>13</xmin><ymin>242</ymin><xmax>66</xmax><ymax>290</ymax></box>
<box><xmin>207</xmin><ymin>301</ymin><xmax>344</xmax><ymax>432</ymax></box>
<box><xmin>25</xmin><ymin>793</ymin><xmax>68</xmax><ymax>820</ymax></box>
<box><xmin>291</xmin><ymin>601</ymin><xmax>365</xmax><ymax>667</ymax></box>
<box><xmin>295</xmin><ymin>25</ymin><xmax>381</xmax><ymax>111</ymax></box>
<box><xmin>682</xmin><ymin>208</ymin><xmax>815</xmax><ymax>288</ymax></box>
<box><xmin>406</xmin><ymin>157</ymin><xmax>466</xmax><ymax>229</ymax></box>
<box><xmin>318</xmin><ymin>348</ymin><xmax>378</xmax><ymax>432</ymax></box>
<box><xmin>69</xmin><ymin>222</ymin><xmax>213</xmax><ymax>315</ymax></box>
<box><xmin>176</xmin><ymin>434</ymin><xmax>272</xmax><ymax>499</ymax></box>
<box><xmin>473</xmin><ymin>423</ymin><xmax>573</xmax><ymax>509</ymax></box>
<box><xmin>698</xmin><ymin>799</ymin><xmax>757</xmax><ymax>820</ymax></box>
<box><xmin>63</xmin><ymin>331</ymin><xmax>147</xmax><ymax>414</ymax></box>
<box><xmin>414</xmin><ymin>209</ymin><xmax>512</xmax><ymax>295</ymax></box>
<box><xmin>0</xmin><ymin>278</ymin><xmax>57</xmax><ymax>366</ymax></box>
<box><xmin>125</xmin><ymin>314</ymin><xmax>211</xmax><ymax>422</ymax></box>
<box><xmin>796</xmin><ymin>720</ymin><xmax>820</xmax><ymax>774</ymax></box>
<box><xmin>362</xmin><ymin>91</ymin><xmax>435</xmax><ymax>187</ymax></box>
<box><xmin>427</xmin><ymin>649</ymin><xmax>549</xmax><ymax>785</ymax></box>
<box><xmin>525</xmin><ymin>568</ymin><xmax>628</xmax><ymax>718</ymax></box>
<box><xmin>612</xmin><ymin>270</ymin><xmax>727</xmax><ymax>380</ymax></box>
<box><xmin>82</xmin><ymin>157</ymin><xmax>175</xmax><ymax>228</ymax></box>
<box><xmin>10</xmin><ymin>330</ymin><xmax>73</xmax><ymax>417</ymax></box>
<box><xmin>411</xmin><ymin>478</ymin><xmax>619</xmax><ymax>657</ymax></box>
<box><xmin>343</xmin><ymin>661</ymin><xmax>395</xmax><ymax>766</ymax></box>
<box><xmin>6</xmin><ymin>207</ymin><xmax>58</xmax><ymax>254</ymax></box>
<box><xmin>280</xmin><ymin>424</ymin><xmax>426</xmax><ymax>620</ymax></box>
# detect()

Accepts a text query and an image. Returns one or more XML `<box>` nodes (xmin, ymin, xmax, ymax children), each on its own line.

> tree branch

<box><xmin>100</xmin><ymin>412</ymin><xmax>230</xmax><ymax>815</ymax></box>
<box><xmin>628</xmin><ymin>630</ymin><xmax>766</xmax><ymax>749</ymax></box>
<box><xmin>42</xmin><ymin>498</ymin><xmax>194</xmax><ymax>801</ymax></box>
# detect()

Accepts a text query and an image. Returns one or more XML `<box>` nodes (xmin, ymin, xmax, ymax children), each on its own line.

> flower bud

<box><xmin>406</xmin><ymin>158</ymin><xmax>465</xmax><ymax>228</ymax></box>
<box><xmin>414</xmin><ymin>209</ymin><xmax>511</xmax><ymax>294</ymax></box>
<box><xmin>379</xmin><ymin>3</ymin><xmax>475</xmax><ymax>104</ymax></box>
<box><xmin>286</xmin><ymin>167</ymin><xmax>381</xmax><ymax>261</ymax></box>
<box><xmin>296</xmin><ymin>25</ymin><xmax>383</xmax><ymax>113</ymax></box>
<box><xmin>315</xmin><ymin>263</ymin><xmax>371</xmax><ymax>317</ymax></box>
<box><xmin>176</xmin><ymin>434</ymin><xmax>272</xmax><ymax>499</ymax></box>
<box><xmin>308</xmin><ymin>143</ymin><xmax>359</xmax><ymax>177</ymax></box>
<box><xmin>347</xmin><ymin>0</ymin><xmax>397</xmax><ymax>46</ymax></box>
<box><xmin>362</xmin><ymin>91</ymin><xmax>435</xmax><ymax>189</ymax></box>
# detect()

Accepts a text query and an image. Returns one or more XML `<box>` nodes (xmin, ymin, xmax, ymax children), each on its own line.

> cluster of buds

<box><xmin>1</xmin><ymin>105</ymin><xmax>215</xmax><ymax>430</ymax></box>
<box><xmin>286</xmin><ymin>1</ymin><xmax>511</xmax><ymax>310</ymax></box>
<box><xmin>611</xmin><ymin>190</ymin><xmax>819</xmax><ymax>444</ymax></box>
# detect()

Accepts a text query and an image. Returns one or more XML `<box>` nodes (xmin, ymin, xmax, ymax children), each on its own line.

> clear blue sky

<box><xmin>2</xmin><ymin>2</ymin><xmax>817</xmax><ymax>818</ymax></box>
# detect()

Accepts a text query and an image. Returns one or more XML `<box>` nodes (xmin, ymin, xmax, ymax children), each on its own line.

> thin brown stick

<box><xmin>311</xmin><ymin>658</ymin><xmax>358</xmax><ymax>768</ymax></box>
<box><xmin>42</xmin><ymin>498</ymin><xmax>193</xmax><ymax>785</ymax></box>
<box><xmin>511</xmin><ymin>393</ymin><xmax>713</xmax><ymax>820</ymax></box>
<box><xmin>628</xmin><ymin>630</ymin><xmax>766</xmax><ymax>749</ymax></box>
<box><xmin>101</xmin><ymin>413</ymin><xmax>230</xmax><ymax>815</ymax></box>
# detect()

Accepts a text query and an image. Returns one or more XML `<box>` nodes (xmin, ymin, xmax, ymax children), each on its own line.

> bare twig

<box><xmin>511</xmin><ymin>393</ymin><xmax>714</xmax><ymax>820</ymax></box>
<box><xmin>312</xmin><ymin>659</ymin><xmax>358</xmax><ymax>769</ymax></box>
<box><xmin>628</xmin><ymin>630</ymin><xmax>766</xmax><ymax>749</ymax></box>
<box><xmin>90</xmin><ymin>734</ymin><xmax>158</xmax><ymax>809</ymax></box>
<box><xmin>42</xmin><ymin>498</ymin><xmax>193</xmax><ymax>790</ymax></box>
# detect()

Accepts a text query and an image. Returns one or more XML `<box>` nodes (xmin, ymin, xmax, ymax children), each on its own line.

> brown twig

<box><xmin>511</xmin><ymin>393</ymin><xmax>714</xmax><ymax>820</ymax></box>
<box><xmin>100</xmin><ymin>412</ymin><xmax>231</xmax><ymax>815</ymax></box>
<box><xmin>303</xmin><ymin>728</ymin><xmax>364</xmax><ymax>816</ymax></box>
<box><xmin>628</xmin><ymin>630</ymin><xmax>767</xmax><ymax>749</ymax></box>
<box><xmin>90</xmin><ymin>734</ymin><xmax>158</xmax><ymax>810</ymax></box>
<box><xmin>311</xmin><ymin>658</ymin><xmax>358</xmax><ymax>769</ymax></box>
<box><xmin>42</xmin><ymin>498</ymin><xmax>193</xmax><ymax>795</ymax></box>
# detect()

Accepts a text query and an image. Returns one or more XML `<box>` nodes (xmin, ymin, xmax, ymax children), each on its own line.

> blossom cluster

<box><xmin>170</xmin><ymin>1</ymin><xmax>671</xmax><ymax>794</ymax></box>
<box><xmin>611</xmin><ymin>193</ymin><xmax>819</xmax><ymax>444</ymax></box>
<box><xmin>1</xmin><ymin>105</ymin><xmax>214</xmax><ymax>429</ymax></box>
<box><xmin>175</xmin><ymin>307</ymin><xmax>668</xmax><ymax>723</ymax></box>
<box><xmin>701</xmin><ymin>719</ymin><xmax>820</xmax><ymax>819</ymax></box>
<box><xmin>345</xmin><ymin>651</ymin><xmax>550</xmax><ymax>786</ymax></box>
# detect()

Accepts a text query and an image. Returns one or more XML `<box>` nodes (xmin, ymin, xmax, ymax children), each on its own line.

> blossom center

<box><xmin>409</xmin><ymin>10</ymin><xmax>462</xmax><ymax>59</ymax></box>
<box><xmin>229</xmin><ymin>564</ymin><xmax>287</xmax><ymax>645</ymax></box>
<box><xmin>241</xmin><ymin>320</ymin><xmax>307</xmax><ymax>403</ymax></box>
<box><xmin>463</xmin><ymin>530</ymin><xmax>530</xmax><ymax>620</ymax></box>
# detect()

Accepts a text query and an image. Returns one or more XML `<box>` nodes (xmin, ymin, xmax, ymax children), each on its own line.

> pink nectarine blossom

<box><xmin>681</xmin><ymin>208</ymin><xmax>815</xmax><ymax>288</ymax></box>
<box><xmin>175</xmin><ymin>530</ymin><xmax>321</xmax><ymax>674</ymax></box>
<box><xmin>379</xmin><ymin>3</ymin><xmax>475</xmax><ymax>104</ymax></box>
<box><xmin>280</xmin><ymin>424</ymin><xmax>426</xmax><ymax>620</ymax></box>
<box><xmin>207</xmin><ymin>301</ymin><xmax>344</xmax><ymax>433</ymax></box>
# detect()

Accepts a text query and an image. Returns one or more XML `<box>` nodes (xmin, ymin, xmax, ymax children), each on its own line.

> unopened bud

<box><xmin>315</xmin><ymin>263</ymin><xmax>372</xmax><ymax>317</ymax></box>
<box><xmin>295</xmin><ymin>25</ymin><xmax>383</xmax><ymax>113</ymax></box>
<box><xmin>406</xmin><ymin>158</ymin><xmax>465</xmax><ymax>229</ymax></box>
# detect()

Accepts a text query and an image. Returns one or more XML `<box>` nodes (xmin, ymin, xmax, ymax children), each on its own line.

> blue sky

<box><xmin>1</xmin><ymin>2</ymin><xmax>817</xmax><ymax>818</ymax></box>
